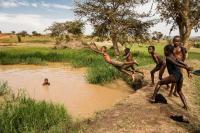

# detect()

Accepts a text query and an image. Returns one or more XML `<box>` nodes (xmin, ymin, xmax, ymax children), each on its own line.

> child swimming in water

<box><xmin>43</xmin><ymin>78</ymin><xmax>50</xmax><ymax>86</ymax></box>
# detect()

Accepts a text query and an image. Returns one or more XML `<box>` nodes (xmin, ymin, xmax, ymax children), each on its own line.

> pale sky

<box><xmin>0</xmin><ymin>0</ymin><xmax>199</xmax><ymax>36</ymax></box>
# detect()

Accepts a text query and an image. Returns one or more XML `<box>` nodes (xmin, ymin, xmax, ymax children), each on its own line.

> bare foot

<box><xmin>168</xmin><ymin>93</ymin><xmax>173</xmax><ymax>97</ymax></box>
<box><xmin>173</xmin><ymin>93</ymin><xmax>179</xmax><ymax>97</ymax></box>
<box><xmin>149</xmin><ymin>98</ymin><xmax>155</xmax><ymax>103</ymax></box>
<box><xmin>183</xmin><ymin>106</ymin><xmax>188</xmax><ymax>111</ymax></box>
<box><xmin>149</xmin><ymin>83</ymin><xmax>155</xmax><ymax>87</ymax></box>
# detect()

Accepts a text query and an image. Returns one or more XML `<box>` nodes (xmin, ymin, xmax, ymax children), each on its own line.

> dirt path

<box><xmin>82</xmin><ymin>62</ymin><xmax>200</xmax><ymax>133</ymax></box>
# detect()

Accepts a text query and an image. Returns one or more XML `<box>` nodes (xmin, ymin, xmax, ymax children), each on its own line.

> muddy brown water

<box><xmin>0</xmin><ymin>65</ymin><xmax>133</xmax><ymax>118</ymax></box>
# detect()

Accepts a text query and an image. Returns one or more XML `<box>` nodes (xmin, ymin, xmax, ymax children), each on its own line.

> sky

<box><xmin>0</xmin><ymin>0</ymin><xmax>199</xmax><ymax>36</ymax></box>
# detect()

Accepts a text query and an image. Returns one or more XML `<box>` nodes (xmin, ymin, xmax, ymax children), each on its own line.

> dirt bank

<box><xmin>82</xmin><ymin>61</ymin><xmax>200</xmax><ymax>133</ymax></box>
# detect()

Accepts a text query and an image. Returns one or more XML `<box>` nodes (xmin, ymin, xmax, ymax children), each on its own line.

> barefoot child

<box><xmin>148</xmin><ymin>46</ymin><xmax>167</xmax><ymax>86</ymax></box>
<box><xmin>89</xmin><ymin>43</ymin><xmax>138</xmax><ymax>80</ymax></box>
<box><xmin>123</xmin><ymin>48</ymin><xmax>143</xmax><ymax>75</ymax></box>
<box><xmin>169</xmin><ymin>36</ymin><xmax>187</xmax><ymax>97</ymax></box>
<box><xmin>150</xmin><ymin>44</ymin><xmax>191</xmax><ymax>110</ymax></box>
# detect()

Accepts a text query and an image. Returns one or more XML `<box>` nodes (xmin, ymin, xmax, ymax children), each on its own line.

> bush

<box><xmin>194</xmin><ymin>42</ymin><xmax>200</xmax><ymax>48</ymax></box>
<box><xmin>0</xmin><ymin>91</ymin><xmax>79</xmax><ymax>133</ymax></box>
<box><xmin>87</xmin><ymin>64</ymin><xmax>120</xmax><ymax>84</ymax></box>
<box><xmin>0</xmin><ymin>82</ymin><xmax>10</xmax><ymax>96</ymax></box>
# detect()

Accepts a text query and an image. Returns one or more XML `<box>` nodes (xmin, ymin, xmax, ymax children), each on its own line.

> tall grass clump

<box><xmin>194</xmin><ymin>77</ymin><xmax>200</xmax><ymax>107</ymax></box>
<box><xmin>87</xmin><ymin>64</ymin><xmax>120</xmax><ymax>84</ymax></box>
<box><xmin>0</xmin><ymin>90</ymin><xmax>80</xmax><ymax>133</ymax></box>
<box><xmin>0</xmin><ymin>82</ymin><xmax>10</xmax><ymax>96</ymax></box>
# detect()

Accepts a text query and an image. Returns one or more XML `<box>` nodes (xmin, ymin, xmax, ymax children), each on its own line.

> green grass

<box><xmin>130</xmin><ymin>44</ymin><xmax>200</xmax><ymax>61</ymax></box>
<box><xmin>194</xmin><ymin>77</ymin><xmax>200</xmax><ymax>107</ymax></box>
<box><xmin>0</xmin><ymin>83</ymin><xmax>80</xmax><ymax>133</ymax></box>
<box><xmin>0</xmin><ymin>82</ymin><xmax>10</xmax><ymax>96</ymax></box>
<box><xmin>0</xmin><ymin>36</ymin><xmax>54</xmax><ymax>43</ymax></box>
<box><xmin>0</xmin><ymin>46</ymin><xmax>151</xmax><ymax>84</ymax></box>
<box><xmin>0</xmin><ymin>45</ymin><xmax>199</xmax><ymax>84</ymax></box>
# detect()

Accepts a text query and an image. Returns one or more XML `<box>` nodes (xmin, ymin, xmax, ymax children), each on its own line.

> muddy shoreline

<box><xmin>0</xmin><ymin>64</ymin><xmax>133</xmax><ymax>119</ymax></box>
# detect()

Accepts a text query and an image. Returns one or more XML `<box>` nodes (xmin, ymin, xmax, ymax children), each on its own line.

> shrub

<box><xmin>0</xmin><ymin>82</ymin><xmax>10</xmax><ymax>96</ymax></box>
<box><xmin>0</xmin><ymin>91</ymin><xmax>79</xmax><ymax>133</ymax></box>
<box><xmin>194</xmin><ymin>42</ymin><xmax>200</xmax><ymax>48</ymax></box>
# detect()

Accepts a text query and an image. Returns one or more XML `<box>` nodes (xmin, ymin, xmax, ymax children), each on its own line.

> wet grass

<box><xmin>0</xmin><ymin>82</ymin><xmax>9</xmax><ymax>96</ymax></box>
<box><xmin>0</xmin><ymin>46</ymin><xmax>199</xmax><ymax>84</ymax></box>
<box><xmin>0</xmin><ymin>47</ymin><xmax>152</xmax><ymax>84</ymax></box>
<box><xmin>0</xmin><ymin>82</ymin><xmax>81</xmax><ymax>133</ymax></box>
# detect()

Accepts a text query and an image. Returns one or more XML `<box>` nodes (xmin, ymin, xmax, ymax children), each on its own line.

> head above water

<box><xmin>148</xmin><ymin>45</ymin><xmax>155</xmax><ymax>54</ymax></box>
<box><xmin>124</xmin><ymin>48</ymin><xmax>130</xmax><ymax>54</ymax></box>
<box><xmin>173</xmin><ymin>36</ymin><xmax>181</xmax><ymax>47</ymax></box>
<box><xmin>164</xmin><ymin>44</ymin><xmax>174</xmax><ymax>56</ymax></box>
<box><xmin>44</xmin><ymin>78</ymin><xmax>48</xmax><ymax>82</ymax></box>
<box><xmin>101</xmin><ymin>46</ymin><xmax>107</xmax><ymax>52</ymax></box>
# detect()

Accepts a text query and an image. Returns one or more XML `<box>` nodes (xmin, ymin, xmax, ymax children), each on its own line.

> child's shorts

<box><xmin>110</xmin><ymin>59</ymin><xmax>124</xmax><ymax>67</ymax></box>
<box><xmin>173</xmin><ymin>72</ymin><xmax>183</xmax><ymax>84</ymax></box>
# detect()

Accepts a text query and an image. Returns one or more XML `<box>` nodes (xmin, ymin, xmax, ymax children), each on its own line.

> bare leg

<box><xmin>135</xmin><ymin>70</ymin><xmax>144</xmax><ymax>75</ymax></box>
<box><xmin>169</xmin><ymin>83</ymin><xmax>175</xmax><ymax>97</ymax></box>
<box><xmin>176</xmin><ymin>78</ymin><xmax>188</xmax><ymax>110</ymax></box>
<box><xmin>150</xmin><ymin>70</ymin><xmax>156</xmax><ymax>86</ymax></box>
<box><xmin>166</xmin><ymin>84</ymin><xmax>170</xmax><ymax>90</ymax></box>
<box><xmin>120</xmin><ymin>69</ymin><xmax>135</xmax><ymax>80</ymax></box>
<box><xmin>150</xmin><ymin>75</ymin><xmax>176</xmax><ymax>102</ymax></box>
<box><xmin>173</xmin><ymin>85</ymin><xmax>178</xmax><ymax>97</ymax></box>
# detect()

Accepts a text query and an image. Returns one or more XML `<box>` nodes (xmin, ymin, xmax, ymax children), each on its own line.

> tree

<box><xmin>46</xmin><ymin>22</ymin><xmax>66</xmax><ymax>37</ymax></box>
<box><xmin>11</xmin><ymin>31</ymin><xmax>15</xmax><ymax>34</ymax></box>
<box><xmin>0</xmin><ymin>31</ymin><xmax>2</xmax><ymax>34</ymax></box>
<box><xmin>74</xmin><ymin>0</ymin><xmax>154</xmax><ymax>55</ymax></box>
<box><xmin>45</xmin><ymin>20</ymin><xmax>84</xmax><ymax>46</ymax></box>
<box><xmin>32</xmin><ymin>31</ymin><xmax>41</xmax><ymax>36</ymax></box>
<box><xmin>152</xmin><ymin>31</ymin><xmax>163</xmax><ymax>42</ymax></box>
<box><xmin>156</xmin><ymin>0</ymin><xmax>200</xmax><ymax>46</ymax></box>
<box><xmin>65</xmin><ymin>20</ymin><xmax>85</xmax><ymax>36</ymax></box>
<box><xmin>17</xmin><ymin>31</ymin><xmax>28</xmax><ymax>37</ymax></box>
<box><xmin>46</xmin><ymin>20</ymin><xmax>84</xmax><ymax>37</ymax></box>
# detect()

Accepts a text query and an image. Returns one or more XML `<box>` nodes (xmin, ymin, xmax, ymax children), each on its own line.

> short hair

<box><xmin>101</xmin><ymin>46</ymin><xmax>107</xmax><ymax>49</ymax></box>
<box><xmin>148</xmin><ymin>45</ymin><xmax>155</xmax><ymax>51</ymax></box>
<box><xmin>173</xmin><ymin>36</ymin><xmax>181</xmax><ymax>41</ymax></box>
<box><xmin>124</xmin><ymin>48</ymin><xmax>130</xmax><ymax>52</ymax></box>
<box><xmin>164</xmin><ymin>44</ymin><xmax>174</xmax><ymax>56</ymax></box>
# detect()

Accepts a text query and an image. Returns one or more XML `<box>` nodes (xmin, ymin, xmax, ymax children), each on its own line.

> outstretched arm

<box><xmin>88</xmin><ymin>43</ymin><xmax>103</xmax><ymax>54</ymax></box>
